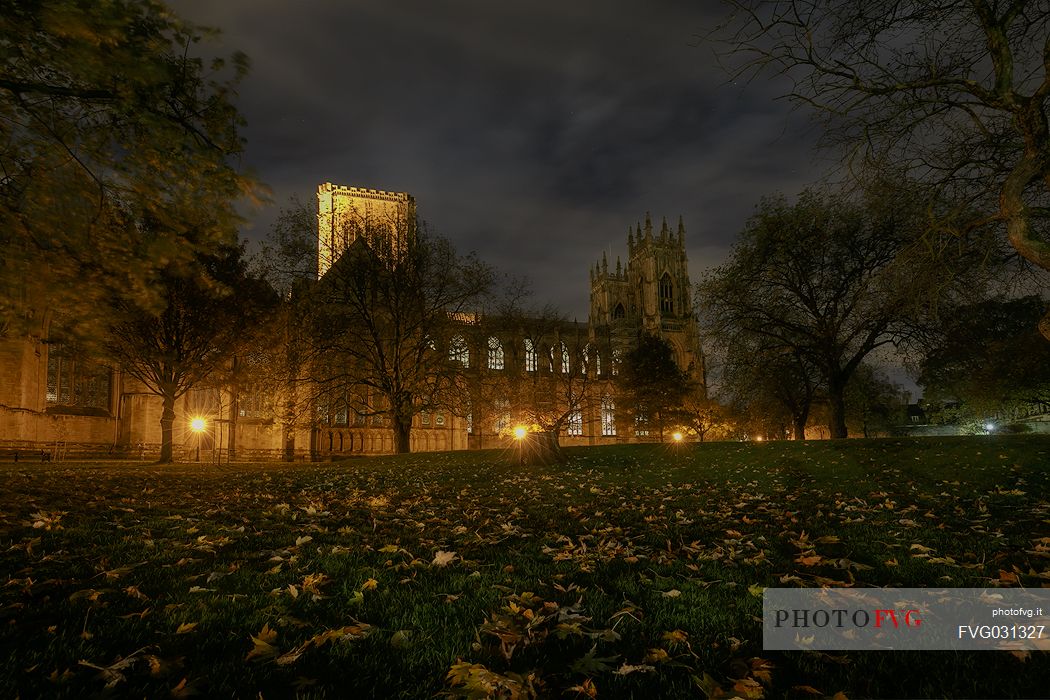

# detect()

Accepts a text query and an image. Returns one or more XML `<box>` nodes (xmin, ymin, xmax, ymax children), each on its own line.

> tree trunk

<box><xmin>520</xmin><ymin>431</ymin><xmax>565</xmax><ymax>465</ymax></box>
<box><xmin>827</xmin><ymin>382</ymin><xmax>848</xmax><ymax>439</ymax></box>
<box><xmin>392</xmin><ymin>417</ymin><xmax>412</xmax><ymax>454</ymax></box>
<box><xmin>159</xmin><ymin>392</ymin><xmax>176</xmax><ymax>463</ymax></box>
<box><xmin>792</xmin><ymin>414</ymin><xmax>807</xmax><ymax>440</ymax></box>
<box><xmin>283</xmin><ymin>424</ymin><xmax>295</xmax><ymax>461</ymax></box>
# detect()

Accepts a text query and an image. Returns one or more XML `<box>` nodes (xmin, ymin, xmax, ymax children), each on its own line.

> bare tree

<box><xmin>311</xmin><ymin>217</ymin><xmax>494</xmax><ymax>454</ymax></box>
<box><xmin>722</xmin><ymin>0</ymin><xmax>1050</xmax><ymax>334</ymax></box>
<box><xmin>105</xmin><ymin>245</ymin><xmax>274</xmax><ymax>463</ymax></box>
<box><xmin>475</xmin><ymin>298</ymin><xmax>596</xmax><ymax>463</ymax></box>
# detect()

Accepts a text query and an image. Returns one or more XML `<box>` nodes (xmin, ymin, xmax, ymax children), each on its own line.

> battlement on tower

<box><xmin>316</xmin><ymin>183</ymin><xmax>416</xmax><ymax>278</ymax></box>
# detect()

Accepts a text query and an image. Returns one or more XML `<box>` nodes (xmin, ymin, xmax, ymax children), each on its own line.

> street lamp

<box><xmin>512</xmin><ymin>425</ymin><xmax>527</xmax><ymax>466</ymax></box>
<box><xmin>190</xmin><ymin>417</ymin><xmax>206</xmax><ymax>462</ymax></box>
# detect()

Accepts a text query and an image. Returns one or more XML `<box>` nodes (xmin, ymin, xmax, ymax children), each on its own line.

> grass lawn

<box><xmin>0</xmin><ymin>436</ymin><xmax>1048</xmax><ymax>698</ymax></box>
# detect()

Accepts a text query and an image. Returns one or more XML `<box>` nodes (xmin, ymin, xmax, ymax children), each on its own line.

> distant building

<box><xmin>0</xmin><ymin>184</ymin><xmax>704</xmax><ymax>460</ymax></box>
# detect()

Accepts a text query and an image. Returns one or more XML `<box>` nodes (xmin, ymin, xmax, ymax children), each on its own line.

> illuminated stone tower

<box><xmin>589</xmin><ymin>213</ymin><xmax>705</xmax><ymax>385</ymax></box>
<box><xmin>316</xmin><ymin>183</ymin><xmax>416</xmax><ymax>278</ymax></box>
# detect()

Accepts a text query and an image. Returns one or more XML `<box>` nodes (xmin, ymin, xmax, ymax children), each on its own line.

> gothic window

<box><xmin>449</xmin><ymin>335</ymin><xmax>469</xmax><ymax>367</ymax></box>
<box><xmin>613</xmin><ymin>303</ymin><xmax>626</xmax><ymax>320</ymax></box>
<box><xmin>567</xmin><ymin>409</ymin><xmax>583</xmax><ymax>436</ymax></box>
<box><xmin>560</xmin><ymin>342</ymin><xmax>570</xmax><ymax>374</ymax></box>
<box><xmin>435</xmin><ymin>413</ymin><xmax>445</xmax><ymax>426</ymax></box>
<box><xmin>421</xmin><ymin>411</ymin><xmax>430</xmax><ymax>425</ymax></box>
<box><xmin>46</xmin><ymin>345</ymin><xmax>111</xmax><ymax>410</ymax></box>
<box><xmin>611</xmin><ymin>348</ymin><xmax>622</xmax><ymax>376</ymax></box>
<box><xmin>548</xmin><ymin>345</ymin><xmax>555</xmax><ymax>372</ymax></box>
<box><xmin>333</xmin><ymin>400</ymin><xmax>349</xmax><ymax>426</ymax></box>
<box><xmin>595</xmin><ymin>350</ymin><xmax>602</xmax><ymax>376</ymax></box>
<box><xmin>466</xmin><ymin>410</ymin><xmax>473</xmax><ymax>434</ymax></box>
<box><xmin>582</xmin><ymin>343</ymin><xmax>593</xmax><ymax>376</ymax></box>
<box><xmin>487</xmin><ymin>336</ymin><xmax>504</xmax><ymax>370</ymax></box>
<box><xmin>524</xmin><ymin>338</ymin><xmax>538</xmax><ymax>372</ymax></box>
<box><xmin>494</xmin><ymin>399</ymin><xmax>511</xmax><ymax>433</ymax></box>
<box><xmin>660</xmin><ymin>272</ymin><xmax>674</xmax><ymax>314</ymax></box>
<box><xmin>238</xmin><ymin>384</ymin><xmax>267</xmax><ymax>419</ymax></box>
<box><xmin>601</xmin><ymin>394</ymin><xmax>616</xmax><ymax>436</ymax></box>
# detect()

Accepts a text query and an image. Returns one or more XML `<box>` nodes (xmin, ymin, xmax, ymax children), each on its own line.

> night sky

<box><xmin>174</xmin><ymin>0</ymin><xmax>826</xmax><ymax>318</ymax></box>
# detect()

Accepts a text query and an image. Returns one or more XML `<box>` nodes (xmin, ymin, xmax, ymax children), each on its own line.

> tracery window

<box><xmin>567</xmin><ymin>409</ymin><xmax>583</xmax><ymax>437</ymax></box>
<box><xmin>46</xmin><ymin>345</ymin><xmax>111</xmax><ymax>410</ymax></box>
<box><xmin>524</xmin><ymin>338</ymin><xmax>538</xmax><ymax>372</ymax></box>
<box><xmin>601</xmin><ymin>395</ymin><xmax>616</xmax><ymax>436</ymax></box>
<box><xmin>449</xmin><ymin>335</ymin><xmax>469</xmax><ymax>367</ymax></box>
<box><xmin>487</xmin><ymin>336</ymin><xmax>504</xmax><ymax>370</ymax></box>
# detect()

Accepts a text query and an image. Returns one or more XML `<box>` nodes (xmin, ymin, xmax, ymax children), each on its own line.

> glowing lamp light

<box><xmin>512</xmin><ymin>425</ymin><xmax>528</xmax><ymax>440</ymax></box>
<box><xmin>754</xmin><ymin>435</ymin><xmax>764</xmax><ymax>442</ymax></box>
<box><xmin>190</xmin><ymin>417</ymin><xmax>206</xmax><ymax>433</ymax></box>
<box><xmin>672</xmin><ymin>432</ymin><xmax>683</xmax><ymax>442</ymax></box>
<box><xmin>984</xmin><ymin>422</ymin><xmax>995</xmax><ymax>433</ymax></box>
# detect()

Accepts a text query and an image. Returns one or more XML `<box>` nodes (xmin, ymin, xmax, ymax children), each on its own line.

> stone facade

<box><xmin>0</xmin><ymin>185</ymin><xmax>703</xmax><ymax>460</ymax></box>
<box><xmin>316</xmin><ymin>183</ymin><xmax>416</xmax><ymax>278</ymax></box>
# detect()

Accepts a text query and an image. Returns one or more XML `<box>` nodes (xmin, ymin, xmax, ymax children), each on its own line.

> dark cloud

<box><xmin>173</xmin><ymin>0</ymin><xmax>823</xmax><ymax>317</ymax></box>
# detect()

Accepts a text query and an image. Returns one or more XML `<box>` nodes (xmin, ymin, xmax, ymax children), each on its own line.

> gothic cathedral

<box><xmin>589</xmin><ymin>213</ymin><xmax>705</xmax><ymax>387</ymax></box>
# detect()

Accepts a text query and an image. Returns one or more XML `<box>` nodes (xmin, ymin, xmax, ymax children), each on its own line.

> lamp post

<box><xmin>513</xmin><ymin>425</ymin><xmax>527</xmax><ymax>466</ymax></box>
<box><xmin>190</xmin><ymin>417</ymin><xmax>206</xmax><ymax>462</ymax></box>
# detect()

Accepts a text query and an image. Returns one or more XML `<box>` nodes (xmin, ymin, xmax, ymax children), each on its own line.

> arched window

<box><xmin>494</xmin><ymin>399</ymin><xmax>510</xmax><ymax>433</ymax></box>
<box><xmin>487</xmin><ymin>337</ymin><xmax>504</xmax><ymax>370</ymax></box>
<box><xmin>333</xmin><ymin>400</ymin><xmax>348</xmax><ymax>426</ymax></box>
<box><xmin>524</xmin><ymin>338</ymin><xmax>538</xmax><ymax>372</ymax></box>
<box><xmin>548</xmin><ymin>345</ymin><xmax>555</xmax><ymax>372</ymax></box>
<box><xmin>613</xmin><ymin>303</ymin><xmax>626</xmax><ymax>320</ymax></box>
<box><xmin>595</xmin><ymin>350</ymin><xmax>602</xmax><ymax>376</ymax></box>
<box><xmin>567</xmin><ymin>409</ymin><xmax>583</xmax><ymax>436</ymax></box>
<box><xmin>611</xmin><ymin>348</ymin><xmax>622</xmax><ymax>376</ymax></box>
<box><xmin>601</xmin><ymin>395</ymin><xmax>616</xmax><ymax>436</ymax></box>
<box><xmin>660</xmin><ymin>272</ymin><xmax>674</xmax><ymax>313</ymax></box>
<box><xmin>449</xmin><ymin>335</ymin><xmax>469</xmax><ymax>367</ymax></box>
<box><xmin>582</xmin><ymin>343</ymin><xmax>593</xmax><ymax>376</ymax></box>
<box><xmin>560</xmin><ymin>342</ymin><xmax>570</xmax><ymax>374</ymax></box>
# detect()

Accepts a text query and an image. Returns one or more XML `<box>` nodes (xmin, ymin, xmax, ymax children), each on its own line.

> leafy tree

<box><xmin>843</xmin><ymin>364</ymin><xmax>906</xmax><ymax>438</ymax></box>
<box><xmin>1</xmin><ymin>0</ymin><xmax>252</xmax><ymax>336</ymax></box>
<box><xmin>716</xmin><ymin>329</ymin><xmax>819</xmax><ymax>440</ymax></box>
<box><xmin>723</xmin><ymin>0</ymin><xmax>1050</xmax><ymax>336</ymax></box>
<box><xmin>105</xmin><ymin>244</ymin><xmax>275</xmax><ymax>463</ymax></box>
<box><xmin>700</xmin><ymin>188</ymin><xmax>967</xmax><ymax>438</ymax></box>
<box><xmin>919</xmin><ymin>295</ymin><xmax>1050</xmax><ymax>416</ymax></box>
<box><xmin>616</xmin><ymin>333</ymin><xmax>691</xmax><ymax>440</ymax></box>
<box><xmin>311</xmin><ymin>218</ymin><xmax>494</xmax><ymax>454</ymax></box>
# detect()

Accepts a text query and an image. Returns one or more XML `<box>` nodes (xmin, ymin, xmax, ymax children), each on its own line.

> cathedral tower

<box><xmin>316</xmin><ymin>183</ymin><xmax>416</xmax><ymax>278</ymax></box>
<box><xmin>589</xmin><ymin>214</ymin><xmax>705</xmax><ymax>386</ymax></box>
